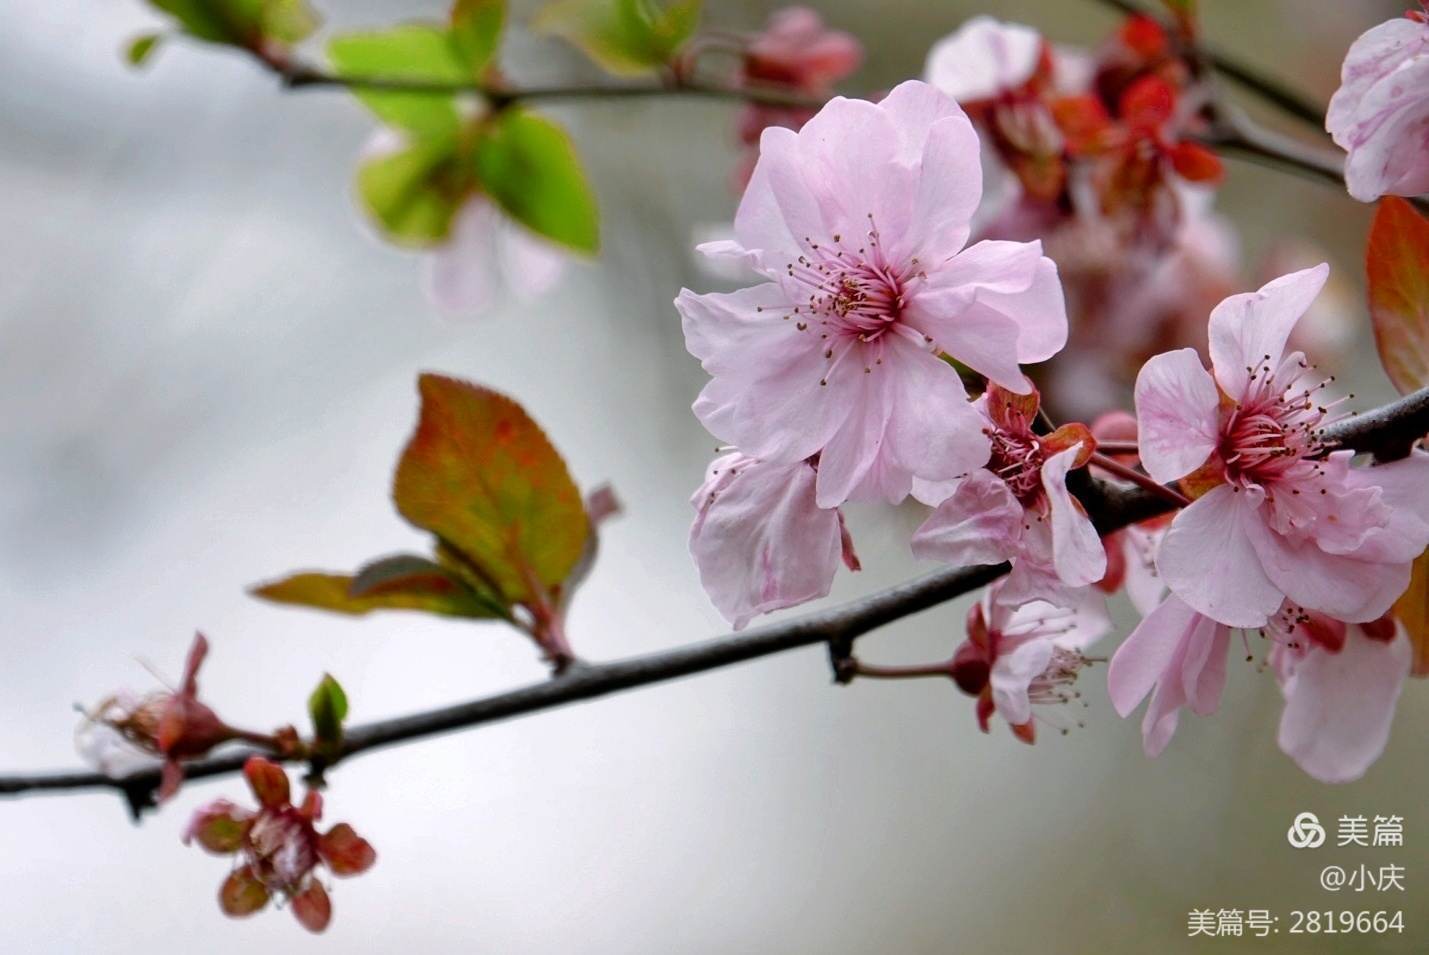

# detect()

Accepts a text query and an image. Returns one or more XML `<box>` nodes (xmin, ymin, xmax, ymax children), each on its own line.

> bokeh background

<box><xmin>1</xmin><ymin>1</ymin><xmax>1423</xmax><ymax>951</ymax></box>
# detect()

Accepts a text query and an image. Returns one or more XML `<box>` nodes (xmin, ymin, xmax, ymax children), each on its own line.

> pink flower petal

<box><xmin>1244</xmin><ymin>512</ymin><xmax>1413</xmax><ymax>624</ymax></box>
<box><xmin>1107</xmin><ymin>595</ymin><xmax>1197</xmax><ymax>718</ymax></box>
<box><xmin>1207</xmin><ymin>265</ymin><xmax>1329</xmax><ymax>398</ymax></box>
<box><xmin>423</xmin><ymin>199</ymin><xmax>501</xmax><ymax>315</ymax></box>
<box><xmin>1041</xmin><ymin>442</ymin><xmax>1106</xmax><ymax>587</ymax></box>
<box><xmin>925</xmin><ymin>16</ymin><xmax>1043</xmax><ymax>102</ymax></box>
<box><xmin>990</xmin><ymin>638</ymin><xmax>1055</xmax><ymax>726</ymax></box>
<box><xmin>1158</xmin><ymin>485</ymin><xmax>1283</xmax><ymax>627</ymax></box>
<box><xmin>882</xmin><ymin>336</ymin><xmax>990</xmax><ymax>489</ymax></box>
<box><xmin>1133</xmin><ymin>347</ymin><xmax>1219</xmax><ymax>484</ymax></box>
<box><xmin>911</xmin><ymin>470</ymin><xmax>1025</xmax><ymax>567</ymax></box>
<box><xmin>1278</xmin><ymin>624</ymin><xmax>1410</xmax><ymax>783</ymax></box>
<box><xmin>689</xmin><ymin>456</ymin><xmax>844</xmax><ymax>629</ymax></box>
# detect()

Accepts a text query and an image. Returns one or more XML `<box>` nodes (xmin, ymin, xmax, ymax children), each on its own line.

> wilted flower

<box><xmin>78</xmin><ymin>633</ymin><xmax>237</xmax><ymax>801</ymax></box>
<box><xmin>678</xmin><ymin>80</ymin><xmax>1067</xmax><ymax>509</ymax></box>
<box><xmin>689</xmin><ymin>452</ymin><xmax>858</xmax><ymax>629</ymax></box>
<box><xmin>1326</xmin><ymin>9</ymin><xmax>1429</xmax><ymax>202</ymax></box>
<box><xmin>185</xmin><ymin>756</ymin><xmax>376</xmax><ymax>933</ymax></box>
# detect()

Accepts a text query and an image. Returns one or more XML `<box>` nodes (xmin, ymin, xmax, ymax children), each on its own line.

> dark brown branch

<box><xmin>5</xmin><ymin>384</ymin><xmax>1427</xmax><ymax>807</ymax></box>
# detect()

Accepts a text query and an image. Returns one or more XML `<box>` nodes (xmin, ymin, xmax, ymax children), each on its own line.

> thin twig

<box><xmin>4</xmin><ymin>384</ymin><xmax>1426</xmax><ymax>806</ymax></box>
<box><xmin>276</xmin><ymin>62</ymin><xmax>827</xmax><ymax>110</ymax></box>
<box><xmin>1088</xmin><ymin>452</ymin><xmax>1192</xmax><ymax>508</ymax></box>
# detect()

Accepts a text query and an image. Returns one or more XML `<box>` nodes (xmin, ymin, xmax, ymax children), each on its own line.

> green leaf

<box><xmin>451</xmin><ymin>0</ymin><xmax>506</xmax><ymax>76</ymax></box>
<box><xmin>251</xmin><ymin>561</ymin><xmax>503</xmax><ymax>618</ymax></box>
<box><xmin>535</xmin><ymin>0</ymin><xmax>701</xmax><ymax>76</ymax></box>
<box><xmin>474</xmin><ymin>109</ymin><xmax>599</xmax><ymax>253</ymax></box>
<box><xmin>307</xmin><ymin>674</ymin><xmax>348</xmax><ymax>754</ymax></box>
<box><xmin>260</xmin><ymin>0</ymin><xmax>320</xmax><ymax>43</ymax></box>
<box><xmin>393</xmin><ymin>374</ymin><xmax>589</xmax><ymax>604</ymax></box>
<box><xmin>1368</xmin><ymin>197</ymin><xmax>1429</xmax><ymax>395</ymax></box>
<box><xmin>328</xmin><ymin>25</ymin><xmax>469</xmax><ymax>137</ymax></box>
<box><xmin>126</xmin><ymin>33</ymin><xmax>164</xmax><ymax>67</ymax></box>
<box><xmin>146</xmin><ymin>0</ymin><xmax>318</xmax><ymax>47</ymax></box>
<box><xmin>358</xmin><ymin>136</ymin><xmax>470</xmax><ymax>246</ymax></box>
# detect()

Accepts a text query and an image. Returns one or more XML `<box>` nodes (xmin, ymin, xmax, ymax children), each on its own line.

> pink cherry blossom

<box><xmin>1326</xmin><ymin>11</ymin><xmax>1429</xmax><ymax>202</ymax></box>
<box><xmin>689</xmin><ymin>452</ymin><xmax>859</xmax><ymax>629</ymax></box>
<box><xmin>925</xmin><ymin>17</ymin><xmax>1045</xmax><ymax>103</ymax></box>
<box><xmin>1272</xmin><ymin>614</ymin><xmax>1410</xmax><ymax>783</ymax></box>
<box><xmin>185</xmin><ymin>756</ymin><xmax>376</xmax><ymax>933</ymax></box>
<box><xmin>678</xmin><ymin>81</ymin><xmax>1068</xmax><ymax>508</ymax></box>
<box><xmin>1134</xmin><ymin>264</ymin><xmax>1429</xmax><ymax>627</ymax></box>
<box><xmin>951</xmin><ymin>582</ymin><xmax>1109</xmax><ymax>743</ymax></box>
<box><xmin>911</xmin><ymin>383</ymin><xmax>1104</xmax><ymax>605</ymax></box>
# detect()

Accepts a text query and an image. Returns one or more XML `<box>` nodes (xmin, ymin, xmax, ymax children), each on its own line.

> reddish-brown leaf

<box><xmin>1394</xmin><ymin>548</ymin><xmax>1429</xmax><ymax>677</ymax></box>
<box><xmin>1367</xmin><ymin>197</ymin><xmax>1429</xmax><ymax>394</ymax></box>
<box><xmin>392</xmin><ymin>374</ymin><xmax>588</xmax><ymax>603</ymax></box>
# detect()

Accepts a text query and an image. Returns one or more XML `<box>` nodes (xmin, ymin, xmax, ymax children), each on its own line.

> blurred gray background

<box><xmin>1</xmin><ymin>1</ymin><xmax>1424</xmax><ymax>952</ymax></box>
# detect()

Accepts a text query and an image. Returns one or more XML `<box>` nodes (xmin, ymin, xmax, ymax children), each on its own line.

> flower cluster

<box><xmin>680</xmin><ymin>24</ymin><xmax>1429</xmax><ymax>781</ymax></box>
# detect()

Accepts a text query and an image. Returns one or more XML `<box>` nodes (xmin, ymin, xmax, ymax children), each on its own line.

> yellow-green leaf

<box><xmin>126</xmin><ymin>33</ymin><xmax>164</xmax><ymax>67</ymax></box>
<box><xmin>147</xmin><ymin>0</ymin><xmax>318</xmax><ymax>47</ymax></box>
<box><xmin>1394</xmin><ymin>548</ymin><xmax>1429</xmax><ymax>677</ymax></box>
<box><xmin>251</xmin><ymin>564</ymin><xmax>502</xmax><ymax>618</ymax></box>
<box><xmin>393</xmin><ymin>374</ymin><xmax>588</xmax><ymax>603</ymax></box>
<box><xmin>357</xmin><ymin>136</ymin><xmax>471</xmax><ymax>247</ymax></box>
<box><xmin>535</xmin><ymin>0</ymin><xmax>701</xmax><ymax>76</ymax></box>
<box><xmin>451</xmin><ymin>0</ymin><xmax>506</xmax><ymax>76</ymax></box>
<box><xmin>307</xmin><ymin>674</ymin><xmax>348</xmax><ymax>754</ymax></box>
<box><xmin>474</xmin><ymin>109</ymin><xmax>598</xmax><ymax>253</ymax></box>
<box><xmin>328</xmin><ymin>25</ymin><xmax>469</xmax><ymax>137</ymax></box>
<box><xmin>1367</xmin><ymin>197</ymin><xmax>1429</xmax><ymax>395</ymax></box>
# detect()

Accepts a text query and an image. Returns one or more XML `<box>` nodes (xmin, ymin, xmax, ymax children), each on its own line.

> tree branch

<box><xmin>273</xmin><ymin>61</ymin><xmax>827</xmax><ymax>110</ymax></box>
<box><xmin>4</xmin><ymin>384</ymin><xmax>1426</xmax><ymax>808</ymax></box>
